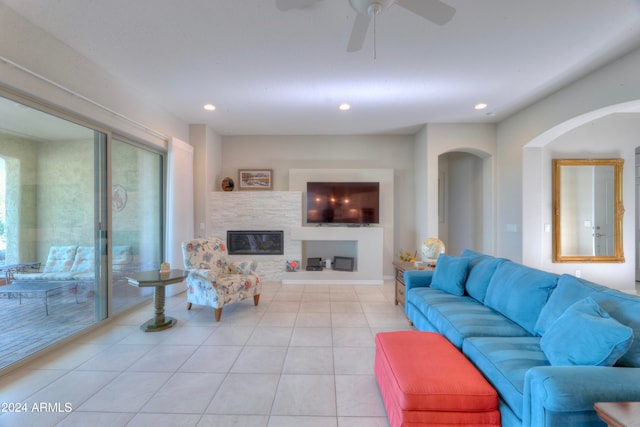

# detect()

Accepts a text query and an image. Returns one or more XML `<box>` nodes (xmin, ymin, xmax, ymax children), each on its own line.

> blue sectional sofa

<box><xmin>404</xmin><ymin>249</ymin><xmax>640</xmax><ymax>427</ymax></box>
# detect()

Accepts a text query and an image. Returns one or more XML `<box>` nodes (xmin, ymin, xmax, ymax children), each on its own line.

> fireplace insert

<box><xmin>227</xmin><ymin>230</ymin><xmax>284</xmax><ymax>255</ymax></box>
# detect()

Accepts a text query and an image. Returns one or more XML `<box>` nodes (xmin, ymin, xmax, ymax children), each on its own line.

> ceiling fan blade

<box><xmin>396</xmin><ymin>0</ymin><xmax>456</xmax><ymax>25</ymax></box>
<box><xmin>276</xmin><ymin>0</ymin><xmax>320</xmax><ymax>11</ymax></box>
<box><xmin>347</xmin><ymin>13</ymin><xmax>371</xmax><ymax>52</ymax></box>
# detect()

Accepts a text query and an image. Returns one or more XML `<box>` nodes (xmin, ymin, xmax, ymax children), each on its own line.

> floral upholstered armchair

<box><xmin>181</xmin><ymin>237</ymin><xmax>261</xmax><ymax>321</ymax></box>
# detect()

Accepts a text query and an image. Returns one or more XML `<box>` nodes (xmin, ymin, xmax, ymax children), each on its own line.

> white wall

<box><xmin>1</xmin><ymin>7</ymin><xmax>193</xmax><ymax>291</ymax></box>
<box><xmin>524</xmin><ymin>113</ymin><xmax>639</xmax><ymax>290</ymax></box>
<box><xmin>0</xmin><ymin>6</ymin><xmax>188</xmax><ymax>146</ymax></box>
<box><xmin>220</xmin><ymin>135</ymin><xmax>413</xmax><ymax>275</ymax></box>
<box><xmin>497</xmin><ymin>46</ymin><xmax>640</xmax><ymax>267</ymax></box>
<box><xmin>166</xmin><ymin>137</ymin><xmax>193</xmax><ymax>295</ymax></box>
<box><xmin>190</xmin><ymin>124</ymin><xmax>222</xmax><ymax>238</ymax></box>
<box><xmin>289</xmin><ymin>168</ymin><xmax>393</xmax><ymax>277</ymax></box>
<box><xmin>413</xmin><ymin>126</ymin><xmax>429</xmax><ymax>255</ymax></box>
<box><xmin>439</xmin><ymin>152</ymin><xmax>484</xmax><ymax>255</ymax></box>
<box><xmin>414</xmin><ymin>123</ymin><xmax>497</xmax><ymax>256</ymax></box>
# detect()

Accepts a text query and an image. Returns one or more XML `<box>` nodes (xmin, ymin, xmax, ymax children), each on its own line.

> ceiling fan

<box><xmin>276</xmin><ymin>0</ymin><xmax>456</xmax><ymax>53</ymax></box>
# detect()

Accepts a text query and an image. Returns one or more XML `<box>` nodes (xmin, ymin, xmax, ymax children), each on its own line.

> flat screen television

<box><xmin>306</xmin><ymin>182</ymin><xmax>380</xmax><ymax>225</ymax></box>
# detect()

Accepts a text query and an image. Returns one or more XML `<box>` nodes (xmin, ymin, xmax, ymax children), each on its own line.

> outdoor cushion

<box><xmin>36</xmin><ymin>272</ymin><xmax>75</xmax><ymax>280</ymax></box>
<box><xmin>430</xmin><ymin>254</ymin><xmax>470</xmax><ymax>296</ymax></box>
<box><xmin>13</xmin><ymin>245</ymin><xmax>77</xmax><ymax>280</ymax></box>
<box><xmin>42</xmin><ymin>245</ymin><xmax>77</xmax><ymax>273</ymax></box>
<box><xmin>70</xmin><ymin>246</ymin><xmax>95</xmax><ymax>276</ymax></box>
<box><xmin>540</xmin><ymin>297</ymin><xmax>633</xmax><ymax>366</ymax></box>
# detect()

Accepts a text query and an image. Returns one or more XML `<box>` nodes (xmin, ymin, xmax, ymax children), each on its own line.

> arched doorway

<box><xmin>523</xmin><ymin>101</ymin><xmax>640</xmax><ymax>288</ymax></box>
<box><xmin>438</xmin><ymin>151</ymin><xmax>486</xmax><ymax>256</ymax></box>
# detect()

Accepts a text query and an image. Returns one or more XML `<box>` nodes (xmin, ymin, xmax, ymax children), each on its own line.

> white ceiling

<box><xmin>4</xmin><ymin>0</ymin><xmax>640</xmax><ymax>136</ymax></box>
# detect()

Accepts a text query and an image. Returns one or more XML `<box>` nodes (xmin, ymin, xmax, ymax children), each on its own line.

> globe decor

<box><xmin>422</xmin><ymin>238</ymin><xmax>445</xmax><ymax>267</ymax></box>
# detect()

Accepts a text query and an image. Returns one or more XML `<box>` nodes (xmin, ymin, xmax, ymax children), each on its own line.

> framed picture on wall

<box><xmin>238</xmin><ymin>169</ymin><xmax>273</xmax><ymax>190</ymax></box>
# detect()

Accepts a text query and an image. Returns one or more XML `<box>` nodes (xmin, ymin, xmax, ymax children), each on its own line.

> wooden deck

<box><xmin>0</xmin><ymin>282</ymin><xmax>149</xmax><ymax>370</ymax></box>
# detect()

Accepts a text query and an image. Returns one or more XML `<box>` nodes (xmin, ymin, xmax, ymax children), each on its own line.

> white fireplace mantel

<box><xmin>282</xmin><ymin>226</ymin><xmax>383</xmax><ymax>285</ymax></box>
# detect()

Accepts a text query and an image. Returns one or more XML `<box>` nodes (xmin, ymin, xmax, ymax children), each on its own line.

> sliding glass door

<box><xmin>0</xmin><ymin>94</ymin><xmax>164</xmax><ymax>370</ymax></box>
<box><xmin>111</xmin><ymin>138</ymin><xmax>164</xmax><ymax>313</ymax></box>
<box><xmin>0</xmin><ymin>96</ymin><xmax>107</xmax><ymax>369</ymax></box>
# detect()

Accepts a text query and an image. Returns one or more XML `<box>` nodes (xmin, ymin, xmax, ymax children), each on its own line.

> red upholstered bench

<box><xmin>374</xmin><ymin>331</ymin><xmax>500</xmax><ymax>427</ymax></box>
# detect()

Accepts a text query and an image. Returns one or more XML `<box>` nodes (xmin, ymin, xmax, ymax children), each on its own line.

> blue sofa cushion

<box><xmin>460</xmin><ymin>248</ymin><xmax>485</xmax><ymax>258</ymax></box>
<box><xmin>405</xmin><ymin>287</ymin><xmax>467</xmax><ymax>332</ymax></box>
<box><xmin>484</xmin><ymin>262</ymin><xmax>558</xmax><ymax>335</ymax></box>
<box><xmin>427</xmin><ymin>299</ymin><xmax>531</xmax><ymax>348</ymax></box>
<box><xmin>465</xmin><ymin>256</ymin><xmax>504</xmax><ymax>303</ymax></box>
<box><xmin>430</xmin><ymin>254</ymin><xmax>470</xmax><ymax>296</ymax></box>
<box><xmin>407</xmin><ymin>286</ymin><xmax>472</xmax><ymax>309</ymax></box>
<box><xmin>405</xmin><ymin>301</ymin><xmax>437</xmax><ymax>332</ymax></box>
<box><xmin>463</xmin><ymin>336</ymin><xmax>549</xmax><ymax>420</ymax></box>
<box><xmin>541</xmin><ymin>297</ymin><xmax>633</xmax><ymax>366</ymax></box>
<box><xmin>592</xmin><ymin>289</ymin><xmax>640</xmax><ymax>367</ymax></box>
<box><xmin>534</xmin><ymin>274</ymin><xmax>608</xmax><ymax>336</ymax></box>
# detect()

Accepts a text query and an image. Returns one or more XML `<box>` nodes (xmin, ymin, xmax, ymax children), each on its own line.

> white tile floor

<box><xmin>0</xmin><ymin>281</ymin><xmax>413</xmax><ymax>426</ymax></box>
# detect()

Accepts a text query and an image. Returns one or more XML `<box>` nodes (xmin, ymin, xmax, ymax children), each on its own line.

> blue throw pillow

<box><xmin>430</xmin><ymin>254</ymin><xmax>471</xmax><ymax>296</ymax></box>
<box><xmin>592</xmin><ymin>290</ymin><xmax>640</xmax><ymax>367</ymax></box>
<box><xmin>465</xmin><ymin>256</ymin><xmax>503</xmax><ymax>303</ymax></box>
<box><xmin>534</xmin><ymin>274</ymin><xmax>607</xmax><ymax>336</ymax></box>
<box><xmin>540</xmin><ymin>297</ymin><xmax>634</xmax><ymax>366</ymax></box>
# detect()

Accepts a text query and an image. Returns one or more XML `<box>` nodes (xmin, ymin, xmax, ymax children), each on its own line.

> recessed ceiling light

<box><xmin>339</xmin><ymin>103</ymin><xmax>351</xmax><ymax>111</ymax></box>
<box><xmin>203</xmin><ymin>103</ymin><xmax>216</xmax><ymax>111</ymax></box>
<box><xmin>474</xmin><ymin>103</ymin><xmax>488</xmax><ymax>110</ymax></box>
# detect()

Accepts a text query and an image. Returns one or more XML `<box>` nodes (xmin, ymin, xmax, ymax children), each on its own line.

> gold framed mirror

<box><xmin>552</xmin><ymin>159</ymin><xmax>624</xmax><ymax>263</ymax></box>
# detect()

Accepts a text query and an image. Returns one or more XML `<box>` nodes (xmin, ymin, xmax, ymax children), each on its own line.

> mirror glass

<box><xmin>552</xmin><ymin>159</ymin><xmax>624</xmax><ymax>262</ymax></box>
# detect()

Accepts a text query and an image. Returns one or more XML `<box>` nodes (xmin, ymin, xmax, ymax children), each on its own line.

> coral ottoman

<box><xmin>374</xmin><ymin>331</ymin><xmax>500</xmax><ymax>427</ymax></box>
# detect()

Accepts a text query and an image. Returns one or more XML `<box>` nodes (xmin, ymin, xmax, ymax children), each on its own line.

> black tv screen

<box><xmin>306</xmin><ymin>182</ymin><xmax>380</xmax><ymax>224</ymax></box>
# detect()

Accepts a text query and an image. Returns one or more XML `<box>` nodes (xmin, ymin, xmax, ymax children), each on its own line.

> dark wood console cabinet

<box><xmin>393</xmin><ymin>261</ymin><xmax>418</xmax><ymax>309</ymax></box>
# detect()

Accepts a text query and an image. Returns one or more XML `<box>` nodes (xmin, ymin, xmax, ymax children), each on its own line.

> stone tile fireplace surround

<box><xmin>211</xmin><ymin>191</ymin><xmax>302</xmax><ymax>281</ymax></box>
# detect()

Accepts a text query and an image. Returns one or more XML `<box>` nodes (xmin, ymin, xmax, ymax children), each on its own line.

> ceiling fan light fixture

<box><xmin>349</xmin><ymin>0</ymin><xmax>393</xmax><ymax>16</ymax></box>
<box><xmin>367</xmin><ymin>2</ymin><xmax>383</xmax><ymax>16</ymax></box>
<box><xmin>203</xmin><ymin>103</ymin><xmax>216</xmax><ymax>111</ymax></box>
<box><xmin>346</xmin><ymin>0</ymin><xmax>456</xmax><ymax>53</ymax></box>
